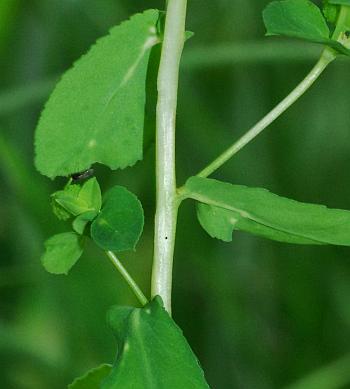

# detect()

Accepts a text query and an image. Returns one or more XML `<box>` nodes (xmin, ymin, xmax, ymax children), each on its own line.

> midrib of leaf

<box><xmin>130</xmin><ymin>310</ymin><xmax>155</xmax><ymax>388</ymax></box>
<box><xmin>98</xmin><ymin>217</ymin><xmax>140</xmax><ymax>242</ymax></box>
<box><xmin>59</xmin><ymin>34</ymin><xmax>160</xmax><ymax>172</ymax></box>
<box><xmin>118</xmin><ymin>35</ymin><xmax>160</xmax><ymax>88</ymax></box>
<box><xmin>56</xmin><ymin>199</ymin><xmax>95</xmax><ymax>213</ymax></box>
<box><xmin>187</xmin><ymin>191</ymin><xmax>324</xmax><ymax>244</ymax></box>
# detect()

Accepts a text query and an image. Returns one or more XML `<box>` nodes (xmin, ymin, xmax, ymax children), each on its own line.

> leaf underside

<box><xmin>35</xmin><ymin>9</ymin><xmax>160</xmax><ymax>178</ymax></box>
<box><xmin>90</xmin><ymin>185</ymin><xmax>144</xmax><ymax>251</ymax></box>
<box><xmin>185</xmin><ymin>176</ymin><xmax>350</xmax><ymax>246</ymax></box>
<box><xmin>102</xmin><ymin>297</ymin><xmax>210</xmax><ymax>389</ymax></box>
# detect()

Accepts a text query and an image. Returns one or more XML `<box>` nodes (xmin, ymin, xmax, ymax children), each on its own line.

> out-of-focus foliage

<box><xmin>0</xmin><ymin>1</ymin><xmax>349</xmax><ymax>388</ymax></box>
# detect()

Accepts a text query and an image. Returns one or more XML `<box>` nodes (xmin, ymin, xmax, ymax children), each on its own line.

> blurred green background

<box><xmin>1</xmin><ymin>0</ymin><xmax>350</xmax><ymax>388</ymax></box>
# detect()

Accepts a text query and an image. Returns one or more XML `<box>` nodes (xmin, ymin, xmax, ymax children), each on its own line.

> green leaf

<box><xmin>91</xmin><ymin>186</ymin><xmax>144</xmax><ymax>252</ymax></box>
<box><xmin>263</xmin><ymin>0</ymin><xmax>330</xmax><ymax>43</ymax></box>
<box><xmin>323</xmin><ymin>1</ymin><xmax>339</xmax><ymax>24</ymax></box>
<box><xmin>263</xmin><ymin>0</ymin><xmax>350</xmax><ymax>55</ymax></box>
<box><xmin>51</xmin><ymin>198</ymin><xmax>71</xmax><ymax>221</ymax></box>
<box><xmin>41</xmin><ymin>232</ymin><xmax>84</xmax><ymax>274</ymax></box>
<box><xmin>185</xmin><ymin>176</ymin><xmax>350</xmax><ymax>246</ymax></box>
<box><xmin>35</xmin><ymin>9</ymin><xmax>160</xmax><ymax>179</ymax></box>
<box><xmin>77</xmin><ymin>177</ymin><xmax>102</xmax><ymax>212</ymax></box>
<box><xmin>103</xmin><ymin>297</ymin><xmax>210</xmax><ymax>389</ymax></box>
<box><xmin>52</xmin><ymin>178</ymin><xmax>101</xmax><ymax>217</ymax></box>
<box><xmin>72</xmin><ymin>210</ymin><xmax>98</xmax><ymax>235</ymax></box>
<box><xmin>68</xmin><ymin>364</ymin><xmax>112</xmax><ymax>389</ymax></box>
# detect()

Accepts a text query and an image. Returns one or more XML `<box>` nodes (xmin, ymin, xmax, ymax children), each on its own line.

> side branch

<box><xmin>197</xmin><ymin>47</ymin><xmax>336</xmax><ymax>179</ymax></box>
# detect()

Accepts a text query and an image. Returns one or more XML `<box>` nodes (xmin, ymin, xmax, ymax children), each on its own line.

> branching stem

<box><xmin>151</xmin><ymin>0</ymin><xmax>187</xmax><ymax>313</ymax></box>
<box><xmin>197</xmin><ymin>47</ymin><xmax>336</xmax><ymax>178</ymax></box>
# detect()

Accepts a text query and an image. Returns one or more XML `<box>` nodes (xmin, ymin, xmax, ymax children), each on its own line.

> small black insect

<box><xmin>345</xmin><ymin>31</ymin><xmax>350</xmax><ymax>38</ymax></box>
<box><xmin>71</xmin><ymin>168</ymin><xmax>94</xmax><ymax>183</ymax></box>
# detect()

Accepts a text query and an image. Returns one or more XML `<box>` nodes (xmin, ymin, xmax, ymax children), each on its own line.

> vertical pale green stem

<box><xmin>151</xmin><ymin>0</ymin><xmax>187</xmax><ymax>313</ymax></box>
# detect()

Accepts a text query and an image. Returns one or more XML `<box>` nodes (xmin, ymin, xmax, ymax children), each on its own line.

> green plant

<box><xmin>34</xmin><ymin>0</ymin><xmax>350</xmax><ymax>387</ymax></box>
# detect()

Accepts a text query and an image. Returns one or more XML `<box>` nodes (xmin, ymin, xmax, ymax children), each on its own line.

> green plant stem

<box><xmin>151</xmin><ymin>0</ymin><xmax>187</xmax><ymax>313</ymax></box>
<box><xmin>197</xmin><ymin>47</ymin><xmax>336</xmax><ymax>179</ymax></box>
<box><xmin>106</xmin><ymin>251</ymin><xmax>148</xmax><ymax>306</ymax></box>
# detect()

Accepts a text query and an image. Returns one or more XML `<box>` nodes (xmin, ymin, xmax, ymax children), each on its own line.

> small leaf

<box><xmin>78</xmin><ymin>177</ymin><xmax>102</xmax><ymax>213</ymax></box>
<box><xmin>263</xmin><ymin>0</ymin><xmax>330</xmax><ymax>43</ymax></box>
<box><xmin>103</xmin><ymin>297</ymin><xmax>210</xmax><ymax>389</ymax></box>
<box><xmin>73</xmin><ymin>210</ymin><xmax>98</xmax><ymax>235</ymax></box>
<box><xmin>91</xmin><ymin>186</ymin><xmax>144</xmax><ymax>252</ymax></box>
<box><xmin>41</xmin><ymin>232</ymin><xmax>84</xmax><ymax>274</ymax></box>
<box><xmin>263</xmin><ymin>0</ymin><xmax>350</xmax><ymax>55</ymax></box>
<box><xmin>185</xmin><ymin>176</ymin><xmax>350</xmax><ymax>246</ymax></box>
<box><xmin>35</xmin><ymin>9</ymin><xmax>160</xmax><ymax>179</ymax></box>
<box><xmin>52</xmin><ymin>178</ymin><xmax>101</xmax><ymax>217</ymax></box>
<box><xmin>68</xmin><ymin>364</ymin><xmax>112</xmax><ymax>389</ymax></box>
<box><xmin>51</xmin><ymin>198</ymin><xmax>71</xmax><ymax>221</ymax></box>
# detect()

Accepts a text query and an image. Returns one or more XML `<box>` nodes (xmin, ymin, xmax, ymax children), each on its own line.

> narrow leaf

<box><xmin>68</xmin><ymin>364</ymin><xmax>112</xmax><ymax>389</ymax></box>
<box><xmin>103</xmin><ymin>297</ymin><xmax>210</xmax><ymax>389</ymax></box>
<box><xmin>185</xmin><ymin>176</ymin><xmax>350</xmax><ymax>246</ymax></box>
<box><xmin>35</xmin><ymin>10</ymin><xmax>160</xmax><ymax>178</ymax></box>
<box><xmin>41</xmin><ymin>232</ymin><xmax>84</xmax><ymax>274</ymax></box>
<box><xmin>90</xmin><ymin>186</ymin><xmax>144</xmax><ymax>252</ymax></box>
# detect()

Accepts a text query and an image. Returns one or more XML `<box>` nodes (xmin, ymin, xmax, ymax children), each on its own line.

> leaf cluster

<box><xmin>42</xmin><ymin>177</ymin><xmax>144</xmax><ymax>275</ymax></box>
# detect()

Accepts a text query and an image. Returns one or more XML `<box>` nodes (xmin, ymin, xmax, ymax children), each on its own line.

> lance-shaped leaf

<box><xmin>263</xmin><ymin>0</ymin><xmax>350</xmax><ymax>55</ymax></box>
<box><xmin>102</xmin><ymin>297</ymin><xmax>210</xmax><ymax>389</ymax></box>
<box><xmin>68</xmin><ymin>364</ymin><xmax>112</xmax><ymax>389</ymax></box>
<box><xmin>185</xmin><ymin>176</ymin><xmax>350</xmax><ymax>246</ymax></box>
<box><xmin>91</xmin><ymin>186</ymin><xmax>144</xmax><ymax>251</ymax></box>
<box><xmin>35</xmin><ymin>9</ymin><xmax>160</xmax><ymax>179</ymax></box>
<box><xmin>41</xmin><ymin>232</ymin><xmax>85</xmax><ymax>274</ymax></box>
